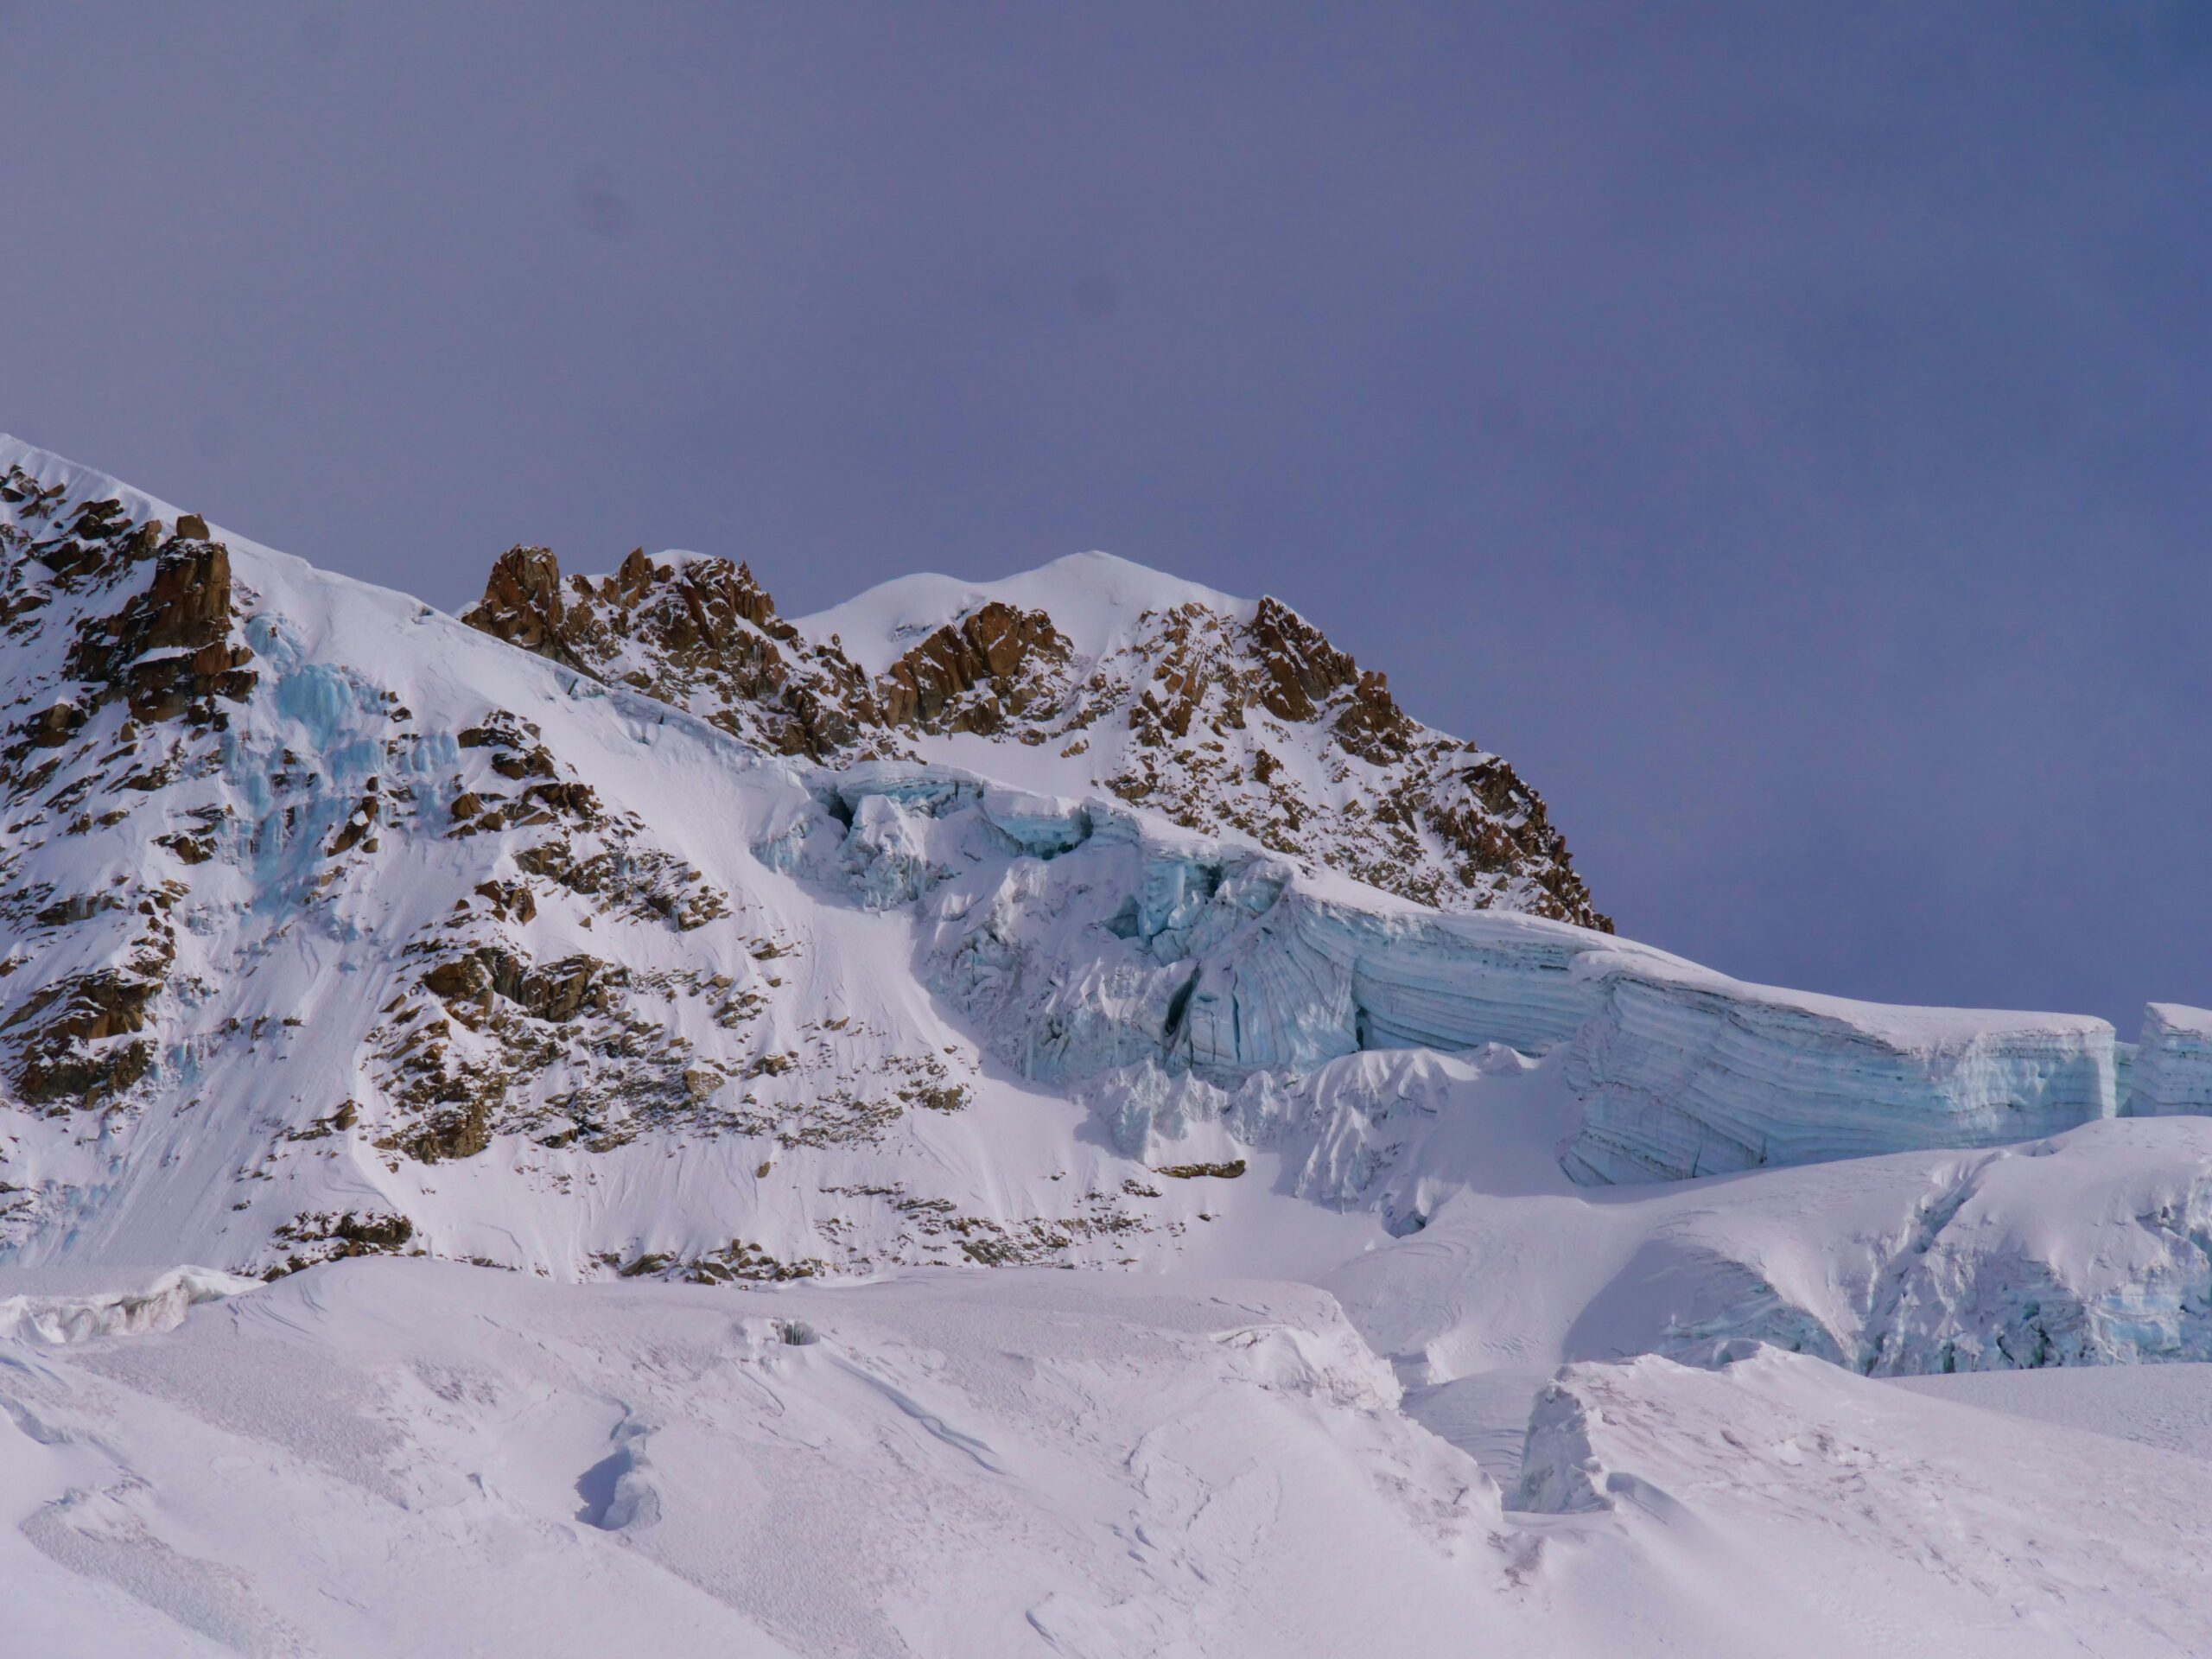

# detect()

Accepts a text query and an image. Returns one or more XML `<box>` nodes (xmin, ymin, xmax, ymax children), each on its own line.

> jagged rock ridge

<box><xmin>461</xmin><ymin>543</ymin><xmax>1611</xmax><ymax>930</ymax></box>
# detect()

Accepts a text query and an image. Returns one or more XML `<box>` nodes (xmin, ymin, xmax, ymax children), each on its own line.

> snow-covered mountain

<box><xmin>2</xmin><ymin>431</ymin><xmax>2207</xmax><ymax>1324</ymax></box>
<box><xmin>6</xmin><ymin>434</ymin><xmax>2212</xmax><ymax>1655</ymax></box>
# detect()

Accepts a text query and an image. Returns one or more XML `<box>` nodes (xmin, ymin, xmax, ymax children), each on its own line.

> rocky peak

<box><xmin>459</xmin><ymin>543</ymin><xmax>1608</xmax><ymax>930</ymax></box>
<box><xmin>467</xmin><ymin>545</ymin><xmax>570</xmax><ymax>659</ymax></box>
<box><xmin>463</xmin><ymin>544</ymin><xmax>868</xmax><ymax>758</ymax></box>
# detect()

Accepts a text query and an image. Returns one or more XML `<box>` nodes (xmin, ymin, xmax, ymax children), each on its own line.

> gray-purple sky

<box><xmin>6</xmin><ymin>3</ymin><xmax>2209</xmax><ymax>1027</ymax></box>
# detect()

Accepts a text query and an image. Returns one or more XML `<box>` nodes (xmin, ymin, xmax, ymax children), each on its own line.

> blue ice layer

<box><xmin>820</xmin><ymin>763</ymin><xmax>2125</xmax><ymax>1185</ymax></box>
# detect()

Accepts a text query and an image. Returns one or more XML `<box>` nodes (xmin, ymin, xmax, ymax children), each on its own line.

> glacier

<box><xmin>803</xmin><ymin>765</ymin><xmax>2126</xmax><ymax>1186</ymax></box>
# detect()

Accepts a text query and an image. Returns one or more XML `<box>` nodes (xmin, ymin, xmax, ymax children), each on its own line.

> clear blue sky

<box><xmin>7</xmin><ymin>2</ymin><xmax>2209</xmax><ymax>1026</ymax></box>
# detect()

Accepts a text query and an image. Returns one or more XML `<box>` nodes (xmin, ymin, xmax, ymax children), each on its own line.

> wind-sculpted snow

<box><xmin>0</xmin><ymin>1267</ymin><xmax>254</xmax><ymax>1345</ymax></box>
<box><xmin>2130</xmin><ymin>1002</ymin><xmax>2212</xmax><ymax>1117</ymax></box>
<box><xmin>0</xmin><ymin>1262</ymin><xmax>1524</xmax><ymax>1658</ymax></box>
<box><xmin>1508</xmin><ymin>1347</ymin><xmax>2212</xmax><ymax>1653</ymax></box>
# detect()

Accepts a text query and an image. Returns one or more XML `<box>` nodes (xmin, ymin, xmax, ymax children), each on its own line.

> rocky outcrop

<box><xmin>422</xmin><ymin>945</ymin><xmax>606</xmax><ymax>1026</ymax></box>
<box><xmin>0</xmin><ymin>480</ymin><xmax>249</xmax><ymax>1115</ymax></box>
<box><xmin>3</xmin><ymin>971</ymin><xmax>159</xmax><ymax>1105</ymax></box>
<box><xmin>20</xmin><ymin>701</ymin><xmax>84</xmax><ymax>748</ymax></box>
<box><xmin>62</xmin><ymin>532</ymin><xmax>256</xmax><ymax>724</ymax></box>
<box><xmin>1249</xmin><ymin>596</ymin><xmax>1366</xmax><ymax>726</ymax></box>
<box><xmin>879</xmin><ymin>601</ymin><xmax>1069</xmax><ymax>733</ymax></box>
<box><xmin>463</xmin><ymin>544</ymin><xmax>575</xmax><ymax>663</ymax></box>
<box><xmin>463</xmin><ymin>546</ymin><xmax>872</xmax><ymax>758</ymax></box>
<box><xmin>1099</xmin><ymin>597</ymin><xmax>1606</xmax><ymax>928</ymax></box>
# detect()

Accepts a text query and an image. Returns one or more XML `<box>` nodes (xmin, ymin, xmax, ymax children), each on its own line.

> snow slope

<box><xmin>1514</xmin><ymin>1344</ymin><xmax>2212</xmax><ymax>1655</ymax></box>
<box><xmin>1893</xmin><ymin>1359</ymin><xmax>2212</xmax><ymax>1462</ymax></box>
<box><xmin>4</xmin><ymin>1261</ymin><xmax>2209</xmax><ymax>1657</ymax></box>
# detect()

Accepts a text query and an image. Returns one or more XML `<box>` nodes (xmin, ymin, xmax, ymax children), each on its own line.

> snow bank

<box><xmin>0</xmin><ymin>1268</ymin><xmax>256</xmax><ymax>1345</ymax></box>
<box><xmin>1509</xmin><ymin>1347</ymin><xmax>2212</xmax><ymax>1652</ymax></box>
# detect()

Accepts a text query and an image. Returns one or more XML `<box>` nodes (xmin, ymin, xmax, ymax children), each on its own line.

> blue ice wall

<box><xmin>817</xmin><ymin>765</ymin><xmax>2121</xmax><ymax>1185</ymax></box>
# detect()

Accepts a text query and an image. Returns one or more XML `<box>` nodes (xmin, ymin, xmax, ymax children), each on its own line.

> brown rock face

<box><xmin>879</xmin><ymin>601</ymin><xmax>1069</xmax><ymax>732</ymax></box>
<box><xmin>461</xmin><ymin>545</ymin><xmax>871</xmax><ymax>759</ymax></box>
<box><xmin>464</xmin><ymin>545</ymin><xmax>573</xmax><ymax>659</ymax></box>
<box><xmin>61</xmin><ymin>535</ymin><xmax>257</xmax><ymax>723</ymax></box>
<box><xmin>1249</xmin><ymin>596</ymin><xmax>1358</xmax><ymax>723</ymax></box>
<box><xmin>469</xmin><ymin>546</ymin><xmax>786</xmax><ymax>664</ymax></box>
<box><xmin>1423</xmin><ymin>756</ymin><xmax>1602</xmax><ymax>927</ymax></box>
<box><xmin>3</xmin><ymin>966</ymin><xmax>166</xmax><ymax>1104</ymax></box>
<box><xmin>138</xmin><ymin>540</ymin><xmax>232</xmax><ymax>649</ymax></box>
<box><xmin>22</xmin><ymin>702</ymin><xmax>85</xmax><ymax>747</ymax></box>
<box><xmin>404</xmin><ymin>1100</ymin><xmax>492</xmax><ymax>1165</ymax></box>
<box><xmin>423</xmin><ymin>945</ymin><xmax>604</xmax><ymax>1025</ymax></box>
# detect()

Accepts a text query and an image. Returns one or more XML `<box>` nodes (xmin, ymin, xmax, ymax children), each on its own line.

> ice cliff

<box><xmin>2129</xmin><ymin>1003</ymin><xmax>2212</xmax><ymax>1117</ymax></box>
<box><xmin>1557</xmin><ymin>956</ymin><xmax>2116</xmax><ymax>1182</ymax></box>
<box><xmin>793</xmin><ymin>766</ymin><xmax>2123</xmax><ymax>1185</ymax></box>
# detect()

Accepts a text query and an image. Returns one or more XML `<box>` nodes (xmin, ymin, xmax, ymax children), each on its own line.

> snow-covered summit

<box><xmin>797</xmin><ymin>550</ymin><xmax>1254</xmax><ymax>673</ymax></box>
